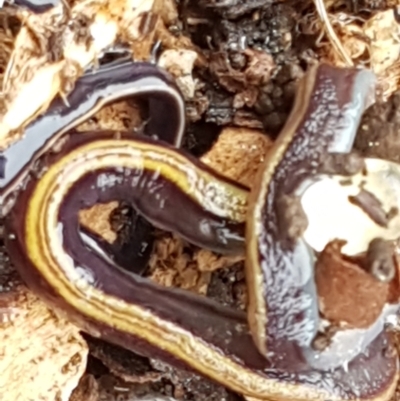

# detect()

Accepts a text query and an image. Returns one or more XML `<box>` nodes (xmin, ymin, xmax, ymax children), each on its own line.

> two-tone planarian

<box><xmin>1</xmin><ymin>29</ymin><xmax>400</xmax><ymax>401</ymax></box>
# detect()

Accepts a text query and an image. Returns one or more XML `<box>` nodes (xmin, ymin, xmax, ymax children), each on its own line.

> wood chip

<box><xmin>0</xmin><ymin>280</ymin><xmax>87</xmax><ymax>401</ymax></box>
<box><xmin>201</xmin><ymin>126</ymin><xmax>273</xmax><ymax>186</ymax></box>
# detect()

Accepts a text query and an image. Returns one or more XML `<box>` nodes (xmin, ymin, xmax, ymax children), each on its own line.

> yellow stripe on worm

<box><xmin>23</xmin><ymin>135</ymin><xmax>332</xmax><ymax>401</ymax></box>
<box><xmin>5</xmin><ymin>63</ymin><xmax>399</xmax><ymax>401</ymax></box>
<box><xmin>245</xmin><ymin>63</ymin><xmax>320</xmax><ymax>356</ymax></box>
<box><xmin>245</xmin><ymin>64</ymin><xmax>381</xmax><ymax>372</ymax></box>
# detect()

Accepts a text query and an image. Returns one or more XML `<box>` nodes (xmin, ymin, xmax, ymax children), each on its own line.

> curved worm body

<box><xmin>0</xmin><ymin>60</ymin><xmax>185</xmax><ymax>211</ymax></box>
<box><xmin>10</xmin><ymin>0</ymin><xmax>59</xmax><ymax>12</ymax></box>
<box><xmin>246</xmin><ymin>64</ymin><xmax>380</xmax><ymax>371</ymax></box>
<box><xmin>3</xmin><ymin>63</ymin><xmax>399</xmax><ymax>401</ymax></box>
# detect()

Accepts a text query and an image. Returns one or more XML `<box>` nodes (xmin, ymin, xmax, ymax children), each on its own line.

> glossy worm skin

<box><xmin>246</xmin><ymin>64</ymin><xmax>380</xmax><ymax>371</ymax></box>
<box><xmin>3</xmin><ymin>63</ymin><xmax>399</xmax><ymax>401</ymax></box>
<box><xmin>6</xmin><ymin>0</ymin><xmax>59</xmax><ymax>13</ymax></box>
<box><xmin>0</xmin><ymin>60</ymin><xmax>185</xmax><ymax>211</ymax></box>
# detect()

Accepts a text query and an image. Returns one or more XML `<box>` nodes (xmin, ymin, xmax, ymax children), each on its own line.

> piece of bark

<box><xmin>315</xmin><ymin>240</ymin><xmax>390</xmax><ymax>328</ymax></box>
<box><xmin>0</xmin><ymin>276</ymin><xmax>88</xmax><ymax>401</ymax></box>
<box><xmin>201</xmin><ymin>126</ymin><xmax>273</xmax><ymax>186</ymax></box>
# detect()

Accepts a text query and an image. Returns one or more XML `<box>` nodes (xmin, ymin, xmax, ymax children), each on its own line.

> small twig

<box><xmin>2</xmin><ymin>53</ymin><xmax>15</xmax><ymax>94</ymax></box>
<box><xmin>313</xmin><ymin>0</ymin><xmax>353</xmax><ymax>66</ymax></box>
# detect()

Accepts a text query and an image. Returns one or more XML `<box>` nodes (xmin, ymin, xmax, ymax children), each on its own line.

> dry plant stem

<box><xmin>313</xmin><ymin>0</ymin><xmax>353</xmax><ymax>66</ymax></box>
